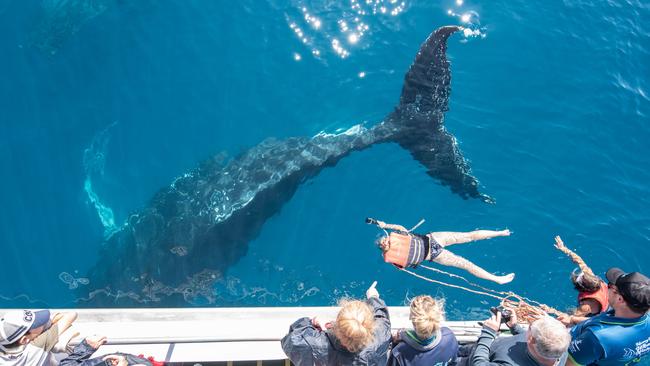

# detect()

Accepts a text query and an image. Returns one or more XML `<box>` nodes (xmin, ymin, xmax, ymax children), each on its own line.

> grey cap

<box><xmin>0</xmin><ymin>310</ymin><xmax>50</xmax><ymax>345</ymax></box>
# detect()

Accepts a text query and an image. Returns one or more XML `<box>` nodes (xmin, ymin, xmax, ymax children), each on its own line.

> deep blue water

<box><xmin>0</xmin><ymin>0</ymin><xmax>648</xmax><ymax>318</ymax></box>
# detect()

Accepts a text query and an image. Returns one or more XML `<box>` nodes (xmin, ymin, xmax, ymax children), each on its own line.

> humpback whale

<box><xmin>32</xmin><ymin>0</ymin><xmax>110</xmax><ymax>54</ymax></box>
<box><xmin>80</xmin><ymin>25</ymin><xmax>490</xmax><ymax>306</ymax></box>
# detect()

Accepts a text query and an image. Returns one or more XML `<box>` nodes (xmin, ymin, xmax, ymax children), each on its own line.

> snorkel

<box><xmin>571</xmin><ymin>267</ymin><xmax>601</xmax><ymax>292</ymax></box>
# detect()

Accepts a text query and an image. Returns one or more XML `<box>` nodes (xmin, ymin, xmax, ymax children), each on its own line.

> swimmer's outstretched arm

<box><xmin>553</xmin><ymin>236</ymin><xmax>595</xmax><ymax>277</ymax></box>
<box><xmin>428</xmin><ymin>229</ymin><xmax>511</xmax><ymax>247</ymax></box>
<box><xmin>375</xmin><ymin>220</ymin><xmax>408</xmax><ymax>232</ymax></box>
<box><xmin>432</xmin><ymin>249</ymin><xmax>515</xmax><ymax>285</ymax></box>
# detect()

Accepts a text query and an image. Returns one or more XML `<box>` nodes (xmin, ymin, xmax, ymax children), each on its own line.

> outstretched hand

<box><xmin>391</xmin><ymin>330</ymin><xmax>402</xmax><ymax>343</ymax></box>
<box><xmin>84</xmin><ymin>335</ymin><xmax>107</xmax><ymax>350</ymax></box>
<box><xmin>366</xmin><ymin>281</ymin><xmax>379</xmax><ymax>299</ymax></box>
<box><xmin>554</xmin><ymin>236</ymin><xmax>566</xmax><ymax>250</ymax></box>
<box><xmin>483</xmin><ymin>311</ymin><xmax>502</xmax><ymax>332</ymax></box>
<box><xmin>503</xmin><ymin>306</ymin><xmax>518</xmax><ymax>328</ymax></box>
<box><xmin>311</xmin><ymin>317</ymin><xmax>333</xmax><ymax>331</ymax></box>
<box><xmin>557</xmin><ymin>313</ymin><xmax>573</xmax><ymax>327</ymax></box>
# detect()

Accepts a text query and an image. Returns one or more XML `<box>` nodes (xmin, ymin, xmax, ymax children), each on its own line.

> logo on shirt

<box><xmin>569</xmin><ymin>339</ymin><xmax>582</xmax><ymax>353</ymax></box>
<box><xmin>22</xmin><ymin>311</ymin><xmax>33</xmax><ymax>323</ymax></box>
<box><xmin>619</xmin><ymin>337</ymin><xmax>650</xmax><ymax>363</ymax></box>
<box><xmin>623</xmin><ymin>348</ymin><xmax>636</xmax><ymax>360</ymax></box>
<box><xmin>635</xmin><ymin>337</ymin><xmax>650</xmax><ymax>357</ymax></box>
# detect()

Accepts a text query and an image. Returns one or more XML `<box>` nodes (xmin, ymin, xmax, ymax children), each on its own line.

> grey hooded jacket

<box><xmin>59</xmin><ymin>340</ymin><xmax>154</xmax><ymax>366</ymax></box>
<box><xmin>281</xmin><ymin>297</ymin><xmax>392</xmax><ymax>365</ymax></box>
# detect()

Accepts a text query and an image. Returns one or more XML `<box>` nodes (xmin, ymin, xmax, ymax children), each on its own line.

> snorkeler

<box><xmin>367</xmin><ymin>218</ymin><xmax>515</xmax><ymax>285</ymax></box>
<box><xmin>553</xmin><ymin>236</ymin><xmax>608</xmax><ymax>326</ymax></box>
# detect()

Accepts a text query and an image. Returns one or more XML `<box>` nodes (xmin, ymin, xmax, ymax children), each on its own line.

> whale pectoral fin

<box><xmin>397</xmin><ymin>124</ymin><xmax>492</xmax><ymax>203</ymax></box>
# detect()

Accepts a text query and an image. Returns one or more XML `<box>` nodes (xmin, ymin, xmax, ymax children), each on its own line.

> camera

<box><xmin>366</xmin><ymin>217</ymin><xmax>378</xmax><ymax>225</ymax></box>
<box><xmin>490</xmin><ymin>306</ymin><xmax>513</xmax><ymax>324</ymax></box>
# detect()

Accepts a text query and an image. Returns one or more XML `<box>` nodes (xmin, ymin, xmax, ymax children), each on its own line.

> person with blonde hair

<box><xmin>369</xmin><ymin>219</ymin><xmax>514</xmax><ymax>284</ymax></box>
<box><xmin>281</xmin><ymin>281</ymin><xmax>391</xmax><ymax>365</ymax></box>
<box><xmin>388</xmin><ymin>295</ymin><xmax>458</xmax><ymax>366</ymax></box>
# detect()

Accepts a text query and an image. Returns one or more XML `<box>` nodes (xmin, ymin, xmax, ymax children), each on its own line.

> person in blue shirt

<box><xmin>567</xmin><ymin>267</ymin><xmax>650</xmax><ymax>366</ymax></box>
<box><xmin>388</xmin><ymin>295</ymin><xmax>458</xmax><ymax>366</ymax></box>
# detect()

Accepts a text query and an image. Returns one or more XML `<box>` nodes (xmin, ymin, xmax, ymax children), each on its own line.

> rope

<box><xmin>419</xmin><ymin>265</ymin><xmax>556</xmax><ymax>309</ymax></box>
<box><xmin>399</xmin><ymin>267</ymin><xmax>503</xmax><ymax>301</ymax></box>
<box><xmin>419</xmin><ymin>264</ymin><xmax>514</xmax><ymax>299</ymax></box>
<box><xmin>398</xmin><ymin>265</ymin><xmax>567</xmax><ymax>324</ymax></box>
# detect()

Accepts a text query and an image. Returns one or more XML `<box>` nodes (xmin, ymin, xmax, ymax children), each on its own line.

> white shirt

<box><xmin>0</xmin><ymin>324</ymin><xmax>59</xmax><ymax>366</ymax></box>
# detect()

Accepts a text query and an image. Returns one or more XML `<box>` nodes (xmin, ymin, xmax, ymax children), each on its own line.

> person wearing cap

<box><xmin>566</xmin><ymin>267</ymin><xmax>650</xmax><ymax>366</ymax></box>
<box><xmin>0</xmin><ymin>309</ymin><xmax>77</xmax><ymax>366</ymax></box>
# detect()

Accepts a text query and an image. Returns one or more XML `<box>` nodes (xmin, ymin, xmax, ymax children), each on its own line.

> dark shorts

<box><xmin>425</xmin><ymin>234</ymin><xmax>444</xmax><ymax>260</ymax></box>
<box><xmin>406</xmin><ymin>234</ymin><xmax>444</xmax><ymax>268</ymax></box>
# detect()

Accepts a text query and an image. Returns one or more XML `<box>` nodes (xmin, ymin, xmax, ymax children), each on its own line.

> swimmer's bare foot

<box><xmin>494</xmin><ymin>273</ymin><xmax>515</xmax><ymax>285</ymax></box>
<box><xmin>499</xmin><ymin>229</ymin><xmax>511</xmax><ymax>237</ymax></box>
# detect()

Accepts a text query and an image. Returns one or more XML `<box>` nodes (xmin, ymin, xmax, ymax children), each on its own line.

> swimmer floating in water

<box><xmin>368</xmin><ymin>218</ymin><xmax>515</xmax><ymax>285</ymax></box>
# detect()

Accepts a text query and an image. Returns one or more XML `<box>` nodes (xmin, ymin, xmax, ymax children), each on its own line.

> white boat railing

<box><xmin>2</xmin><ymin>307</ymin><xmax>485</xmax><ymax>363</ymax></box>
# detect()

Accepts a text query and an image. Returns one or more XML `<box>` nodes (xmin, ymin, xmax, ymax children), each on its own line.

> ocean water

<box><xmin>0</xmin><ymin>0</ymin><xmax>648</xmax><ymax>319</ymax></box>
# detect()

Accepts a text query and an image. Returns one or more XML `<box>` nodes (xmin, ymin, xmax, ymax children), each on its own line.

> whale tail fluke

<box><xmin>391</xmin><ymin>26</ymin><xmax>491</xmax><ymax>202</ymax></box>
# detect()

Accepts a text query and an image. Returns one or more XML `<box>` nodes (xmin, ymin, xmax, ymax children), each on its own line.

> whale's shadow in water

<box><xmin>30</xmin><ymin>0</ymin><xmax>111</xmax><ymax>54</ymax></box>
<box><xmin>78</xmin><ymin>26</ymin><xmax>491</xmax><ymax>307</ymax></box>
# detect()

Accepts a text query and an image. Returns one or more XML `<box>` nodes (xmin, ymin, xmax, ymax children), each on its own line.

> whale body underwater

<box><xmin>79</xmin><ymin>25</ymin><xmax>491</xmax><ymax>306</ymax></box>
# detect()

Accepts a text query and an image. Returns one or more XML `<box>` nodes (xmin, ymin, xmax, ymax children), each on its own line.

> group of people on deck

<box><xmin>0</xmin><ymin>310</ymin><xmax>163</xmax><ymax>366</ymax></box>
<box><xmin>2</xmin><ymin>225</ymin><xmax>649</xmax><ymax>366</ymax></box>
<box><xmin>280</xmin><ymin>223</ymin><xmax>650</xmax><ymax>366</ymax></box>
